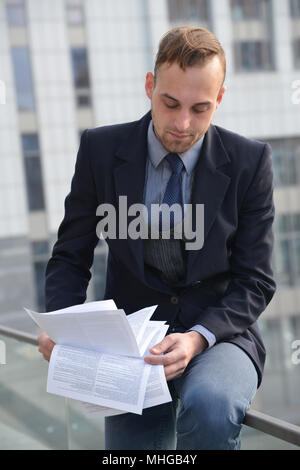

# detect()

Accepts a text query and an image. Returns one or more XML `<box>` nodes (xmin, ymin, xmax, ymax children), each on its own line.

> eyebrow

<box><xmin>160</xmin><ymin>93</ymin><xmax>212</xmax><ymax>107</ymax></box>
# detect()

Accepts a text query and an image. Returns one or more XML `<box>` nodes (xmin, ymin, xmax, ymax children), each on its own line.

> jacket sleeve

<box><xmin>194</xmin><ymin>143</ymin><xmax>276</xmax><ymax>342</ymax></box>
<box><xmin>45</xmin><ymin>129</ymin><xmax>100</xmax><ymax>312</ymax></box>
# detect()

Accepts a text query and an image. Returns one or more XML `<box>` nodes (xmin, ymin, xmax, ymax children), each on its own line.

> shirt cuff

<box><xmin>189</xmin><ymin>325</ymin><xmax>216</xmax><ymax>349</ymax></box>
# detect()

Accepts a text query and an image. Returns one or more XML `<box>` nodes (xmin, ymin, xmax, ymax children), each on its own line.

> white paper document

<box><xmin>25</xmin><ymin>300</ymin><xmax>172</xmax><ymax>415</ymax></box>
<box><xmin>79</xmin><ymin>324</ymin><xmax>172</xmax><ymax>418</ymax></box>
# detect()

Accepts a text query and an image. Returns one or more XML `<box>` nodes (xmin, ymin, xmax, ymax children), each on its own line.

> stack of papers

<box><xmin>25</xmin><ymin>300</ymin><xmax>172</xmax><ymax>416</ymax></box>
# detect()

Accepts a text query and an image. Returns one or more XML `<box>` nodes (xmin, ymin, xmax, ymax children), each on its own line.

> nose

<box><xmin>173</xmin><ymin>109</ymin><xmax>191</xmax><ymax>133</ymax></box>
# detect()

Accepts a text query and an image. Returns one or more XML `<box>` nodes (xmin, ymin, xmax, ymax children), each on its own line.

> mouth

<box><xmin>168</xmin><ymin>131</ymin><xmax>191</xmax><ymax>140</ymax></box>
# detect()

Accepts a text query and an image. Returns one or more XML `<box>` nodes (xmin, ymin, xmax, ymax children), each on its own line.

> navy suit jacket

<box><xmin>45</xmin><ymin>110</ymin><xmax>276</xmax><ymax>386</ymax></box>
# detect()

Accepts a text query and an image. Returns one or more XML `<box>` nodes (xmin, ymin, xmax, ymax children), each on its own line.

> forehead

<box><xmin>155</xmin><ymin>59</ymin><xmax>224</xmax><ymax>97</ymax></box>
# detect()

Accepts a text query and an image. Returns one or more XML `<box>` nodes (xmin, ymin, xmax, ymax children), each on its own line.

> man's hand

<box><xmin>38</xmin><ymin>332</ymin><xmax>55</xmax><ymax>362</ymax></box>
<box><xmin>144</xmin><ymin>331</ymin><xmax>208</xmax><ymax>381</ymax></box>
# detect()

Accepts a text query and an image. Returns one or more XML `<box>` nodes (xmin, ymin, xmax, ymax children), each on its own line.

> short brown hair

<box><xmin>154</xmin><ymin>26</ymin><xmax>226</xmax><ymax>85</ymax></box>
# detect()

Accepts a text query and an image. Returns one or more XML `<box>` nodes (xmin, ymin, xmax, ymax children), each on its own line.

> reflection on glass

<box><xmin>0</xmin><ymin>335</ymin><xmax>69</xmax><ymax>450</ymax></box>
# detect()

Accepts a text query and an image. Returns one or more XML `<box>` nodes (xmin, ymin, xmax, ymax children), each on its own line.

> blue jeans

<box><xmin>105</xmin><ymin>342</ymin><xmax>258</xmax><ymax>450</ymax></box>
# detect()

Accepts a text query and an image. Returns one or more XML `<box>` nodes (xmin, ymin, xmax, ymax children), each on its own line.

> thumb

<box><xmin>150</xmin><ymin>335</ymin><xmax>173</xmax><ymax>355</ymax></box>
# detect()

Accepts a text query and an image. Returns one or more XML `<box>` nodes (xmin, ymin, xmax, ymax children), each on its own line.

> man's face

<box><xmin>145</xmin><ymin>58</ymin><xmax>226</xmax><ymax>153</ymax></box>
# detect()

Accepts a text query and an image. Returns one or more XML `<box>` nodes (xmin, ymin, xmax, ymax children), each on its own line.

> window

<box><xmin>21</xmin><ymin>134</ymin><xmax>45</xmax><ymax>212</ymax></box>
<box><xmin>290</xmin><ymin>0</ymin><xmax>300</xmax><ymax>17</ymax></box>
<box><xmin>71</xmin><ymin>47</ymin><xmax>91</xmax><ymax>107</ymax></box>
<box><xmin>293</xmin><ymin>38</ymin><xmax>300</xmax><ymax>69</ymax></box>
<box><xmin>5</xmin><ymin>0</ymin><xmax>26</xmax><ymax>27</ymax></box>
<box><xmin>167</xmin><ymin>0</ymin><xmax>210</xmax><ymax>26</ymax></box>
<box><xmin>32</xmin><ymin>241</ymin><xmax>49</xmax><ymax>257</ymax></box>
<box><xmin>234</xmin><ymin>40</ymin><xmax>273</xmax><ymax>71</ymax></box>
<box><xmin>11</xmin><ymin>47</ymin><xmax>35</xmax><ymax>111</ymax></box>
<box><xmin>260</xmin><ymin>318</ymin><xmax>284</xmax><ymax>370</ymax></box>
<box><xmin>290</xmin><ymin>315</ymin><xmax>300</xmax><ymax>342</ymax></box>
<box><xmin>92</xmin><ymin>245</ymin><xmax>107</xmax><ymax>300</ymax></box>
<box><xmin>269</xmin><ymin>138</ymin><xmax>300</xmax><ymax>187</ymax></box>
<box><xmin>231</xmin><ymin>1</ymin><xmax>274</xmax><ymax>72</ymax></box>
<box><xmin>31</xmin><ymin>241</ymin><xmax>49</xmax><ymax>311</ymax></box>
<box><xmin>231</xmin><ymin>0</ymin><xmax>264</xmax><ymax>21</ymax></box>
<box><xmin>274</xmin><ymin>213</ymin><xmax>300</xmax><ymax>287</ymax></box>
<box><xmin>22</xmin><ymin>133</ymin><xmax>39</xmax><ymax>155</ymax></box>
<box><xmin>66</xmin><ymin>0</ymin><xmax>84</xmax><ymax>26</ymax></box>
<box><xmin>289</xmin><ymin>1</ymin><xmax>300</xmax><ymax>69</ymax></box>
<box><xmin>32</xmin><ymin>260</ymin><xmax>47</xmax><ymax>311</ymax></box>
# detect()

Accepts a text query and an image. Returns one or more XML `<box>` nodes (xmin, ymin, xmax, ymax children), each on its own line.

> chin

<box><xmin>167</xmin><ymin>140</ymin><xmax>193</xmax><ymax>153</ymax></box>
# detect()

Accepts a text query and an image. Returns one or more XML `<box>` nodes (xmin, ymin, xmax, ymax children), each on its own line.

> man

<box><xmin>38</xmin><ymin>26</ymin><xmax>276</xmax><ymax>450</ymax></box>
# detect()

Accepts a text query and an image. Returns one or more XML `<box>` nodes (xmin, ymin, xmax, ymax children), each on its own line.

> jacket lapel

<box><xmin>185</xmin><ymin>124</ymin><xmax>231</xmax><ymax>284</ymax></box>
<box><xmin>112</xmin><ymin>111</ymin><xmax>151</xmax><ymax>283</ymax></box>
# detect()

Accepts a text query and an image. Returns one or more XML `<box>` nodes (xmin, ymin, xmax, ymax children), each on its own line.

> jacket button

<box><xmin>170</xmin><ymin>296</ymin><xmax>179</xmax><ymax>304</ymax></box>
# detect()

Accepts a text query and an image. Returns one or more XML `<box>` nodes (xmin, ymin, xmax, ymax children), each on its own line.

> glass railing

<box><xmin>0</xmin><ymin>333</ymin><xmax>69</xmax><ymax>449</ymax></box>
<box><xmin>0</xmin><ymin>329</ymin><xmax>299</xmax><ymax>450</ymax></box>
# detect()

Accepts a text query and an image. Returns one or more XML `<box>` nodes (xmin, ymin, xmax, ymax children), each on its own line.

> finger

<box><xmin>38</xmin><ymin>344</ymin><xmax>52</xmax><ymax>356</ymax></box>
<box><xmin>38</xmin><ymin>333</ymin><xmax>55</xmax><ymax>349</ymax></box>
<box><xmin>39</xmin><ymin>332</ymin><xmax>55</xmax><ymax>344</ymax></box>
<box><xmin>38</xmin><ymin>333</ymin><xmax>55</xmax><ymax>359</ymax></box>
<box><xmin>165</xmin><ymin>365</ymin><xmax>185</xmax><ymax>381</ymax></box>
<box><xmin>144</xmin><ymin>349</ymin><xmax>178</xmax><ymax>366</ymax></box>
<box><xmin>149</xmin><ymin>334</ymin><xmax>179</xmax><ymax>355</ymax></box>
<box><xmin>164</xmin><ymin>359</ymin><xmax>187</xmax><ymax>380</ymax></box>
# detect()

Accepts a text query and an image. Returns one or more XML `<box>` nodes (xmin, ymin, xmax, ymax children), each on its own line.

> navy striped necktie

<box><xmin>160</xmin><ymin>152</ymin><xmax>184</xmax><ymax>230</ymax></box>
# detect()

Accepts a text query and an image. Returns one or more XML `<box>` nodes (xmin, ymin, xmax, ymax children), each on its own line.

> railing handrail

<box><xmin>244</xmin><ymin>409</ymin><xmax>300</xmax><ymax>447</ymax></box>
<box><xmin>0</xmin><ymin>324</ymin><xmax>300</xmax><ymax>448</ymax></box>
<box><xmin>0</xmin><ymin>324</ymin><xmax>38</xmax><ymax>345</ymax></box>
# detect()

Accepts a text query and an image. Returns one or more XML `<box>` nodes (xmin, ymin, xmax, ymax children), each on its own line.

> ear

<box><xmin>216</xmin><ymin>86</ymin><xmax>226</xmax><ymax>109</ymax></box>
<box><xmin>145</xmin><ymin>72</ymin><xmax>155</xmax><ymax>100</ymax></box>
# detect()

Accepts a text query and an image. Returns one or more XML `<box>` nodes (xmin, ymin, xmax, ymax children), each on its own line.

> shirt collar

<box><xmin>147</xmin><ymin>119</ymin><xmax>204</xmax><ymax>175</ymax></box>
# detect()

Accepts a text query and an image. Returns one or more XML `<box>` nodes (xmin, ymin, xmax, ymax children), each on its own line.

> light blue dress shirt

<box><xmin>144</xmin><ymin>120</ymin><xmax>216</xmax><ymax>348</ymax></box>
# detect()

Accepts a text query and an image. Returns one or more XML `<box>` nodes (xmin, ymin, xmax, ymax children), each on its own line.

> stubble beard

<box><xmin>151</xmin><ymin>113</ymin><xmax>197</xmax><ymax>154</ymax></box>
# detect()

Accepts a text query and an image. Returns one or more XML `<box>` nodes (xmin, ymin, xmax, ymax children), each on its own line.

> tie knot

<box><xmin>165</xmin><ymin>153</ymin><xmax>184</xmax><ymax>175</ymax></box>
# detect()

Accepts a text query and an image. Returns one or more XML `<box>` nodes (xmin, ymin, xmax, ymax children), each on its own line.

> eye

<box><xmin>165</xmin><ymin>103</ymin><xmax>178</xmax><ymax>109</ymax></box>
<box><xmin>193</xmin><ymin>106</ymin><xmax>209</xmax><ymax>114</ymax></box>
